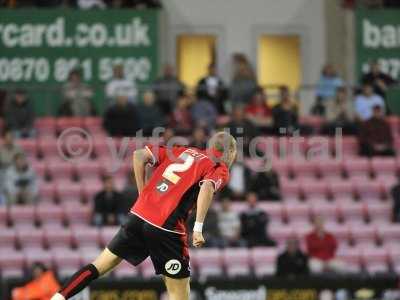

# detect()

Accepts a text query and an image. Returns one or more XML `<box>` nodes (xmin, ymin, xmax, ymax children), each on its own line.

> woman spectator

<box><xmin>230</xmin><ymin>53</ymin><xmax>258</xmax><ymax>105</ymax></box>
<box><xmin>169</xmin><ymin>95</ymin><xmax>193</xmax><ymax>135</ymax></box>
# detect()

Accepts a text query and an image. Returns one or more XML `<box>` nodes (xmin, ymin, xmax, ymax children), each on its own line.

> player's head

<box><xmin>208</xmin><ymin>131</ymin><xmax>237</xmax><ymax>167</ymax></box>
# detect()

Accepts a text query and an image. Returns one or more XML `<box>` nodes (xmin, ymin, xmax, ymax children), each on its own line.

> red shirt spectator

<box><xmin>306</xmin><ymin>230</ymin><xmax>337</xmax><ymax>261</ymax></box>
<box><xmin>245</xmin><ymin>88</ymin><xmax>272</xmax><ymax>127</ymax></box>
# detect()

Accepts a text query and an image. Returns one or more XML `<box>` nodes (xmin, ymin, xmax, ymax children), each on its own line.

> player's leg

<box><xmin>163</xmin><ymin>276</ymin><xmax>190</xmax><ymax>300</ymax></box>
<box><xmin>52</xmin><ymin>248</ymin><xmax>121</xmax><ymax>300</ymax></box>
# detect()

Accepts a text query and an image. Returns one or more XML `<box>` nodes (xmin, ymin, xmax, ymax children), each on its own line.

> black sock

<box><xmin>59</xmin><ymin>264</ymin><xmax>99</xmax><ymax>299</ymax></box>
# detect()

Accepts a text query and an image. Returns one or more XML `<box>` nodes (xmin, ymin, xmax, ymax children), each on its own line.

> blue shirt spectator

<box><xmin>354</xmin><ymin>84</ymin><xmax>385</xmax><ymax>121</ymax></box>
<box><xmin>316</xmin><ymin>64</ymin><xmax>343</xmax><ymax>100</ymax></box>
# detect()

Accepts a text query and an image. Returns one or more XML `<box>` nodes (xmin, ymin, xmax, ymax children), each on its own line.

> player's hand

<box><xmin>192</xmin><ymin>231</ymin><xmax>205</xmax><ymax>248</ymax></box>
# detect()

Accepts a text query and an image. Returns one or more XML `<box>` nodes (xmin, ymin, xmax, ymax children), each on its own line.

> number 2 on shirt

<box><xmin>162</xmin><ymin>154</ymin><xmax>194</xmax><ymax>184</ymax></box>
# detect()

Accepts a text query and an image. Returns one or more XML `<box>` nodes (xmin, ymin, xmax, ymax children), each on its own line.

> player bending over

<box><xmin>51</xmin><ymin>132</ymin><xmax>237</xmax><ymax>300</ymax></box>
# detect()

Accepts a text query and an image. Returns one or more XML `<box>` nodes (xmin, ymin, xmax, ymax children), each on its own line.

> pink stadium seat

<box><xmin>362</xmin><ymin>247</ymin><xmax>389</xmax><ymax>274</ymax></box>
<box><xmin>17</xmin><ymin>228</ymin><xmax>44</xmax><ymax>249</ymax></box>
<box><xmin>271</xmin><ymin>159</ymin><xmax>290</xmax><ymax>178</ymax></box>
<box><xmin>290</xmin><ymin>160</ymin><xmax>317</xmax><ymax>179</ymax></box>
<box><xmin>378</xmin><ymin>224</ymin><xmax>400</xmax><ymax>245</ymax></box>
<box><xmin>75</xmin><ymin>160</ymin><xmax>102</xmax><ymax>180</ymax></box>
<box><xmin>338</xmin><ymin>202</ymin><xmax>366</xmax><ymax>224</ymax></box>
<box><xmin>306</xmin><ymin>136</ymin><xmax>332</xmax><ymax>159</ymax></box>
<box><xmin>366</xmin><ymin>203</ymin><xmax>392</xmax><ymax>224</ymax></box>
<box><xmin>9</xmin><ymin>205</ymin><xmax>36</xmax><ymax>228</ymax></box>
<box><xmin>277</xmin><ymin>136</ymin><xmax>307</xmax><ymax>158</ymax></box>
<box><xmin>300</xmin><ymin>180</ymin><xmax>329</xmax><ymax>200</ymax></box>
<box><xmin>336</xmin><ymin>246</ymin><xmax>362</xmax><ymax>273</ymax></box>
<box><xmin>79</xmin><ymin>247</ymin><xmax>101</xmax><ymax>265</ymax></box>
<box><xmin>47</xmin><ymin>160</ymin><xmax>74</xmax><ymax>181</ymax></box>
<box><xmin>350</xmin><ymin>224</ymin><xmax>377</xmax><ymax>246</ymax></box>
<box><xmin>0</xmin><ymin>206</ymin><xmax>8</xmax><ymax>227</ymax></box>
<box><xmin>371</xmin><ymin>157</ymin><xmax>398</xmax><ymax>179</ymax></box>
<box><xmin>310</xmin><ymin>203</ymin><xmax>339</xmax><ymax>224</ymax></box>
<box><xmin>268</xmin><ymin>225</ymin><xmax>295</xmax><ymax>246</ymax></box>
<box><xmin>329</xmin><ymin>180</ymin><xmax>355</xmax><ymax>201</ymax></box>
<box><xmin>317</xmin><ymin>159</ymin><xmax>343</xmax><ymax>179</ymax></box>
<box><xmin>83</xmin><ymin>117</ymin><xmax>102</xmax><ymax>131</ymax></box>
<box><xmin>56</xmin><ymin>117</ymin><xmax>83</xmax><ymax>132</ymax></box>
<box><xmin>35</xmin><ymin>117</ymin><xmax>56</xmax><ymax>136</ymax></box>
<box><xmin>284</xmin><ymin>203</ymin><xmax>311</xmax><ymax>224</ymax></box>
<box><xmin>388</xmin><ymin>246</ymin><xmax>400</xmax><ymax>274</ymax></box>
<box><xmin>343</xmin><ymin>158</ymin><xmax>371</xmax><ymax>179</ymax></box>
<box><xmin>0</xmin><ymin>250</ymin><xmax>25</xmax><ymax>278</ymax></box>
<box><xmin>45</xmin><ymin>227</ymin><xmax>72</xmax><ymax>250</ymax></box>
<box><xmin>280</xmin><ymin>180</ymin><xmax>301</xmax><ymax>201</ymax></box>
<box><xmin>53</xmin><ymin>249</ymin><xmax>82</xmax><ymax>277</ymax></box>
<box><xmin>72</xmin><ymin>226</ymin><xmax>100</xmax><ymax>249</ymax></box>
<box><xmin>114</xmin><ymin>260</ymin><xmax>139</xmax><ymax>278</ymax></box>
<box><xmin>100</xmin><ymin>226</ymin><xmax>120</xmax><ymax>246</ymax></box>
<box><xmin>335</xmin><ymin>136</ymin><xmax>359</xmax><ymax>157</ymax></box>
<box><xmin>222</xmin><ymin>248</ymin><xmax>250</xmax><ymax>277</ymax></box>
<box><xmin>63</xmin><ymin>203</ymin><xmax>92</xmax><ymax>225</ymax></box>
<box><xmin>16</xmin><ymin>138</ymin><xmax>37</xmax><ymax>158</ymax></box>
<box><xmin>230</xmin><ymin>202</ymin><xmax>247</xmax><ymax>214</ymax></box>
<box><xmin>0</xmin><ymin>228</ymin><xmax>17</xmax><ymax>250</ymax></box>
<box><xmin>258</xmin><ymin>202</ymin><xmax>284</xmax><ymax>224</ymax></box>
<box><xmin>250</xmin><ymin>247</ymin><xmax>278</xmax><ymax>277</ymax></box>
<box><xmin>38</xmin><ymin>182</ymin><xmax>56</xmax><ymax>203</ymax></box>
<box><xmin>93</xmin><ymin>140</ymin><xmax>111</xmax><ymax>159</ymax></box>
<box><xmin>24</xmin><ymin>249</ymin><xmax>53</xmax><ymax>268</ymax></box>
<box><xmin>38</xmin><ymin>137</ymin><xmax>59</xmax><ymax>158</ymax></box>
<box><xmin>31</xmin><ymin>160</ymin><xmax>47</xmax><ymax>179</ymax></box>
<box><xmin>56</xmin><ymin>182</ymin><xmax>82</xmax><ymax>203</ymax></box>
<box><xmin>325</xmin><ymin>223</ymin><xmax>350</xmax><ymax>244</ymax></box>
<box><xmin>82</xmin><ymin>182</ymin><xmax>103</xmax><ymax>201</ymax></box>
<box><xmin>36</xmin><ymin>204</ymin><xmax>64</xmax><ymax>227</ymax></box>
<box><xmin>353</xmin><ymin>179</ymin><xmax>383</xmax><ymax>201</ymax></box>
<box><xmin>293</xmin><ymin>223</ymin><xmax>313</xmax><ymax>240</ymax></box>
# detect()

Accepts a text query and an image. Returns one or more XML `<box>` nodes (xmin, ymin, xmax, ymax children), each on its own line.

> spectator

<box><xmin>4</xmin><ymin>153</ymin><xmax>38</xmax><ymax>205</ymax></box>
<box><xmin>245</xmin><ymin>87</ymin><xmax>273</xmax><ymax>133</ymax></box>
<box><xmin>250</xmin><ymin>165</ymin><xmax>281</xmax><ymax>200</ymax></box>
<box><xmin>322</xmin><ymin>87</ymin><xmax>356</xmax><ymax>135</ymax></box>
<box><xmin>162</xmin><ymin>127</ymin><xmax>175</xmax><ymax>145</ymax></box>
<box><xmin>120</xmin><ymin>173</ymin><xmax>138</xmax><ymax>224</ymax></box>
<box><xmin>230</xmin><ymin>53</ymin><xmax>258</xmax><ymax>104</ymax></box>
<box><xmin>358</xmin><ymin>105</ymin><xmax>395</xmax><ymax>157</ymax></box>
<box><xmin>137</xmin><ymin>90</ymin><xmax>165</xmax><ymax>136</ymax></box>
<box><xmin>4</xmin><ymin>89</ymin><xmax>35</xmax><ymax>138</ymax></box>
<box><xmin>105</xmin><ymin>64</ymin><xmax>137</xmax><ymax>104</ymax></box>
<box><xmin>103</xmin><ymin>94</ymin><xmax>140</xmax><ymax>137</ymax></box>
<box><xmin>196</xmin><ymin>63</ymin><xmax>227</xmax><ymax>114</ymax></box>
<box><xmin>217</xmin><ymin>198</ymin><xmax>244</xmax><ymax>247</ymax></box>
<box><xmin>354</xmin><ymin>83</ymin><xmax>385</xmax><ymax>121</ymax></box>
<box><xmin>240</xmin><ymin>192</ymin><xmax>276</xmax><ymax>247</ymax></box>
<box><xmin>276</xmin><ymin>239</ymin><xmax>309</xmax><ymax>277</ymax></box>
<box><xmin>306</xmin><ymin>217</ymin><xmax>343</xmax><ymax>274</ymax></box>
<box><xmin>190</xmin><ymin>127</ymin><xmax>208</xmax><ymax>149</ymax></box>
<box><xmin>361</xmin><ymin>61</ymin><xmax>396</xmax><ymax>99</ymax></box>
<box><xmin>93</xmin><ymin>175</ymin><xmax>125</xmax><ymax>226</ymax></box>
<box><xmin>169</xmin><ymin>95</ymin><xmax>193</xmax><ymax>135</ymax></box>
<box><xmin>190</xmin><ymin>96</ymin><xmax>218</xmax><ymax>131</ymax></box>
<box><xmin>60</xmin><ymin>69</ymin><xmax>95</xmax><ymax>116</ymax></box>
<box><xmin>153</xmin><ymin>64</ymin><xmax>185</xmax><ymax>115</ymax></box>
<box><xmin>12</xmin><ymin>262</ymin><xmax>60</xmax><ymax>300</ymax></box>
<box><xmin>224</xmin><ymin>161</ymin><xmax>252</xmax><ymax>199</ymax></box>
<box><xmin>391</xmin><ymin>176</ymin><xmax>400</xmax><ymax>222</ymax></box>
<box><xmin>272</xmin><ymin>86</ymin><xmax>302</xmax><ymax>135</ymax></box>
<box><xmin>315</xmin><ymin>64</ymin><xmax>343</xmax><ymax>101</ymax></box>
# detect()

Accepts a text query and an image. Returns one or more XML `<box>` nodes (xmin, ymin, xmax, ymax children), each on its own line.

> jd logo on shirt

<box><xmin>156</xmin><ymin>181</ymin><xmax>169</xmax><ymax>193</ymax></box>
<box><xmin>165</xmin><ymin>259</ymin><xmax>181</xmax><ymax>275</ymax></box>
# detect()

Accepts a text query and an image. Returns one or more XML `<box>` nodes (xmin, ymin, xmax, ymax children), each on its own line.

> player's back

<box><xmin>131</xmin><ymin>145</ymin><xmax>228</xmax><ymax>234</ymax></box>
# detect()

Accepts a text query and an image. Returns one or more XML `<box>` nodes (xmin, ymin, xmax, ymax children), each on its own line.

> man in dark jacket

<box><xmin>5</xmin><ymin>89</ymin><xmax>35</xmax><ymax>138</ymax></box>
<box><xmin>276</xmin><ymin>239</ymin><xmax>309</xmax><ymax>277</ymax></box>
<box><xmin>250</xmin><ymin>167</ymin><xmax>281</xmax><ymax>200</ymax></box>
<box><xmin>103</xmin><ymin>94</ymin><xmax>140</xmax><ymax>137</ymax></box>
<box><xmin>361</xmin><ymin>61</ymin><xmax>396</xmax><ymax>99</ymax></box>
<box><xmin>137</xmin><ymin>90</ymin><xmax>165</xmax><ymax>136</ymax></box>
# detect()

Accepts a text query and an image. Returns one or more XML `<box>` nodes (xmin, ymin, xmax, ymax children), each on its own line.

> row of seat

<box><xmin>0</xmin><ymin>245</ymin><xmax>399</xmax><ymax>279</ymax></box>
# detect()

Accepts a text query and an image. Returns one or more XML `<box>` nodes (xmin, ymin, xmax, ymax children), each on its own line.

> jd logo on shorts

<box><xmin>165</xmin><ymin>259</ymin><xmax>181</xmax><ymax>275</ymax></box>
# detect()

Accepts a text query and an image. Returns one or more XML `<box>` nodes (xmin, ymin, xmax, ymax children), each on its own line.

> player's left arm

<box><xmin>132</xmin><ymin>148</ymin><xmax>153</xmax><ymax>194</ymax></box>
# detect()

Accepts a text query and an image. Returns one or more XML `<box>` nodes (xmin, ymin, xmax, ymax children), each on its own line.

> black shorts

<box><xmin>107</xmin><ymin>214</ymin><xmax>190</xmax><ymax>279</ymax></box>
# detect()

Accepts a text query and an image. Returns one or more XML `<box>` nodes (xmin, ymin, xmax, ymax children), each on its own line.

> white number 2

<box><xmin>162</xmin><ymin>154</ymin><xmax>194</xmax><ymax>184</ymax></box>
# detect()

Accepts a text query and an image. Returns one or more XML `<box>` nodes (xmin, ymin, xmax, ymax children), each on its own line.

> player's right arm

<box><xmin>133</xmin><ymin>148</ymin><xmax>153</xmax><ymax>194</ymax></box>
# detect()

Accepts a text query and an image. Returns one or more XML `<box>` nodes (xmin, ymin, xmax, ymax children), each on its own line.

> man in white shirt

<box><xmin>354</xmin><ymin>83</ymin><xmax>385</xmax><ymax>121</ymax></box>
<box><xmin>217</xmin><ymin>198</ymin><xmax>244</xmax><ymax>247</ymax></box>
<box><xmin>105</xmin><ymin>64</ymin><xmax>137</xmax><ymax>104</ymax></box>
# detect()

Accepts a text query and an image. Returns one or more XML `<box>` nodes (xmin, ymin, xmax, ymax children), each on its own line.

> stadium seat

<box><xmin>268</xmin><ymin>225</ymin><xmax>295</xmax><ymax>246</ymax></box>
<box><xmin>366</xmin><ymin>203</ymin><xmax>392</xmax><ymax>224</ymax></box>
<box><xmin>300</xmin><ymin>179</ymin><xmax>329</xmax><ymax>201</ymax></box>
<box><xmin>38</xmin><ymin>137</ymin><xmax>59</xmax><ymax>159</ymax></box>
<box><xmin>75</xmin><ymin>159</ymin><xmax>103</xmax><ymax>180</ymax></box>
<box><xmin>63</xmin><ymin>204</ymin><xmax>92</xmax><ymax>225</ymax></box>
<box><xmin>254</xmin><ymin>137</ymin><xmax>277</xmax><ymax>157</ymax></box>
<box><xmin>317</xmin><ymin>159</ymin><xmax>343</xmax><ymax>179</ymax></box>
<box><xmin>17</xmin><ymin>228</ymin><xmax>44</xmax><ymax>250</ymax></box>
<box><xmin>310</xmin><ymin>203</ymin><xmax>339</xmax><ymax>224</ymax></box>
<box><xmin>280</xmin><ymin>179</ymin><xmax>301</xmax><ymax>201</ymax></box>
<box><xmin>306</xmin><ymin>136</ymin><xmax>332</xmax><ymax>159</ymax></box>
<box><xmin>35</xmin><ymin>117</ymin><xmax>56</xmax><ymax>137</ymax></box>
<box><xmin>24</xmin><ymin>249</ymin><xmax>53</xmax><ymax>269</ymax></box>
<box><xmin>0</xmin><ymin>206</ymin><xmax>8</xmax><ymax>227</ymax></box>
<box><xmin>343</xmin><ymin>158</ymin><xmax>371</xmax><ymax>179</ymax></box>
<box><xmin>377</xmin><ymin>224</ymin><xmax>400</xmax><ymax>246</ymax></box>
<box><xmin>336</xmin><ymin>247</ymin><xmax>362</xmax><ymax>273</ymax></box>
<box><xmin>290</xmin><ymin>159</ymin><xmax>318</xmax><ymax>179</ymax></box>
<box><xmin>72</xmin><ymin>226</ymin><xmax>100</xmax><ymax>249</ymax></box>
<box><xmin>258</xmin><ymin>202</ymin><xmax>284</xmax><ymax>224</ymax></box>
<box><xmin>53</xmin><ymin>249</ymin><xmax>82</xmax><ymax>278</ymax></box>
<box><xmin>99</xmin><ymin>226</ymin><xmax>120</xmax><ymax>247</ymax></box>
<box><xmin>338</xmin><ymin>202</ymin><xmax>366</xmax><ymax>224</ymax></box>
<box><xmin>334</xmin><ymin>137</ymin><xmax>359</xmax><ymax>157</ymax></box>
<box><xmin>47</xmin><ymin>160</ymin><xmax>74</xmax><ymax>181</ymax></box>
<box><xmin>361</xmin><ymin>247</ymin><xmax>389</xmax><ymax>274</ymax></box>
<box><xmin>371</xmin><ymin>157</ymin><xmax>398</xmax><ymax>179</ymax></box>
<box><xmin>114</xmin><ymin>260</ymin><xmax>139</xmax><ymax>278</ymax></box>
<box><xmin>0</xmin><ymin>250</ymin><xmax>25</xmax><ymax>278</ymax></box>
<box><xmin>36</xmin><ymin>204</ymin><xmax>64</xmax><ymax>227</ymax></box>
<box><xmin>329</xmin><ymin>180</ymin><xmax>355</xmax><ymax>201</ymax></box>
<box><xmin>56</xmin><ymin>182</ymin><xmax>83</xmax><ymax>203</ymax></box>
<box><xmin>353</xmin><ymin>179</ymin><xmax>383</xmax><ymax>201</ymax></box>
<box><xmin>325</xmin><ymin>223</ymin><xmax>351</xmax><ymax>245</ymax></box>
<box><xmin>388</xmin><ymin>246</ymin><xmax>400</xmax><ymax>274</ymax></box>
<box><xmin>31</xmin><ymin>160</ymin><xmax>47</xmax><ymax>179</ymax></box>
<box><xmin>9</xmin><ymin>205</ymin><xmax>36</xmax><ymax>228</ymax></box>
<box><xmin>0</xmin><ymin>228</ymin><xmax>17</xmax><ymax>251</ymax></box>
<box><xmin>38</xmin><ymin>182</ymin><xmax>56</xmax><ymax>203</ymax></box>
<box><xmin>222</xmin><ymin>248</ymin><xmax>251</xmax><ymax>277</ymax></box>
<box><xmin>45</xmin><ymin>227</ymin><xmax>72</xmax><ymax>250</ymax></box>
<box><xmin>83</xmin><ymin>117</ymin><xmax>102</xmax><ymax>131</ymax></box>
<box><xmin>250</xmin><ymin>247</ymin><xmax>278</xmax><ymax>277</ymax></box>
<box><xmin>271</xmin><ymin>159</ymin><xmax>290</xmax><ymax>179</ymax></box>
<box><xmin>79</xmin><ymin>247</ymin><xmax>101</xmax><ymax>265</ymax></box>
<box><xmin>284</xmin><ymin>203</ymin><xmax>311</xmax><ymax>224</ymax></box>
<box><xmin>350</xmin><ymin>224</ymin><xmax>377</xmax><ymax>246</ymax></box>
<box><xmin>193</xmin><ymin>249</ymin><xmax>223</xmax><ymax>278</ymax></box>
<box><xmin>56</xmin><ymin>117</ymin><xmax>83</xmax><ymax>132</ymax></box>
<box><xmin>278</xmin><ymin>136</ymin><xmax>307</xmax><ymax>158</ymax></box>
<box><xmin>16</xmin><ymin>138</ymin><xmax>37</xmax><ymax>159</ymax></box>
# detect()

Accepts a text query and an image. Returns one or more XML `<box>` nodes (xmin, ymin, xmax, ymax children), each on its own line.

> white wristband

<box><xmin>193</xmin><ymin>222</ymin><xmax>204</xmax><ymax>233</ymax></box>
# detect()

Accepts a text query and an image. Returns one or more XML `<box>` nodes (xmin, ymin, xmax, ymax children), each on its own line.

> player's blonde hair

<box><xmin>208</xmin><ymin>131</ymin><xmax>237</xmax><ymax>167</ymax></box>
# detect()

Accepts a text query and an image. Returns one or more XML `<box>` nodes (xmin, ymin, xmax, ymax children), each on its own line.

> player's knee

<box><xmin>164</xmin><ymin>276</ymin><xmax>190</xmax><ymax>299</ymax></box>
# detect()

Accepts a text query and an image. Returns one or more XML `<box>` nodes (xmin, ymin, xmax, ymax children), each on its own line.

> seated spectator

<box><xmin>217</xmin><ymin>198</ymin><xmax>245</xmax><ymax>247</ymax></box>
<box><xmin>12</xmin><ymin>262</ymin><xmax>60</xmax><ymax>300</ymax></box>
<box><xmin>240</xmin><ymin>192</ymin><xmax>276</xmax><ymax>247</ymax></box>
<box><xmin>196</xmin><ymin>63</ymin><xmax>227</xmax><ymax>114</ymax></box>
<box><xmin>276</xmin><ymin>239</ymin><xmax>309</xmax><ymax>277</ymax></box>
<box><xmin>105</xmin><ymin>64</ymin><xmax>137</xmax><ymax>104</ymax></box>
<box><xmin>322</xmin><ymin>87</ymin><xmax>356</xmax><ymax>135</ymax></box>
<box><xmin>250</xmin><ymin>165</ymin><xmax>281</xmax><ymax>200</ymax></box>
<box><xmin>190</xmin><ymin>127</ymin><xmax>208</xmax><ymax>149</ymax></box>
<box><xmin>311</xmin><ymin>97</ymin><xmax>326</xmax><ymax>117</ymax></box>
<box><xmin>230</xmin><ymin>53</ymin><xmax>258</xmax><ymax>104</ymax></box>
<box><xmin>93</xmin><ymin>175</ymin><xmax>125</xmax><ymax>226</ymax></box>
<box><xmin>354</xmin><ymin>83</ymin><xmax>385</xmax><ymax>121</ymax></box>
<box><xmin>190</xmin><ymin>96</ymin><xmax>217</xmax><ymax>131</ymax></box>
<box><xmin>153</xmin><ymin>64</ymin><xmax>185</xmax><ymax>115</ymax></box>
<box><xmin>272</xmin><ymin>86</ymin><xmax>308</xmax><ymax>135</ymax></box>
<box><xmin>4</xmin><ymin>153</ymin><xmax>38</xmax><ymax>205</ymax></box>
<box><xmin>223</xmin><ymin>161</ymin><xmax>252</xmax><ymax>200</ymax></box>
<box><xmin>245</xmin><ymin>87</ymin><xmax>273</xmax><ymax>133</ymax></box>
<box><xmin>306</xmin><ymin>217</ymin><xmax>343</xmax><ymax>274</ymax></box>
<box><xmin>315</xmin><ymin>64</ymin><xmax>343</xmax><ymax>102</ymax></box>
<box><xmin>60</xmin><ymin>69</ymin><xmax>96</xmax><ymax>116</ymax></box>
<box><xmin>169</xmin><ymin>95</ymin><xmax>193</xmax><ymax>135</ymax></box>
<box><xmin>4</xmin><ymin>89</ymin><xmax>35</xmax><ymax>138</ymax></box>
<box><xmin>391</xmin><ymin>176</ymin><xmax>400</xmax><ymax>222</ymax></box>
<box><xmin>103</xmin><ymin>94</ymin><xmax>140</xmax><ymax>137</ymax></box>
<box><xmin>358</xmin><ymin>105</ymin><xmax>395</xmax><ymax>157</ymax></box>
<box><xmin>361</xmin><ymin>60</ymin><xmax>396</xmax><ymax>99</ymax></box>
<box><xmin>137</xmin><ymin>90</ymin><xmax>165</xmax><ymax>136</ymax></box>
